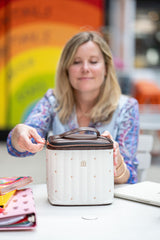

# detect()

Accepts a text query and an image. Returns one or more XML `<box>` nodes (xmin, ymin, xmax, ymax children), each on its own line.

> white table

<box><xmin>1</xmin><ymin>184</ymin><xmax>160</xmax><ymax>240</ymax></box>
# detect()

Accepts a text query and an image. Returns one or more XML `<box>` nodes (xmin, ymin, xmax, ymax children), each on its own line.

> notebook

<box><xmin>114</xmin><ymin>181</ymin><xmax>160</xmax><ymax>207</ymax></box>
<box><xmin>0</xmin><ymin>188</ymin><xmax>36</xmax><ymax>230</ymax></box>
<box><xmin>0</xmin><ymin>176</ymin><xmax>33</xmax><ymax>195</ymax></box>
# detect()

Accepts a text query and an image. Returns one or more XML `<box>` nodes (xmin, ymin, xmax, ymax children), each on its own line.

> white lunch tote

<box><xmin>46</xmin><ymin>127</ymin><xmax>114</xmax><ymax>205</ymax></box>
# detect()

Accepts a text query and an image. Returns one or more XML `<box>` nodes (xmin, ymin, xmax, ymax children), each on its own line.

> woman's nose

<box><xmin>81</xmin><ymin>62</ymin><xmax>89</xmax><ymax>72</ymax></box>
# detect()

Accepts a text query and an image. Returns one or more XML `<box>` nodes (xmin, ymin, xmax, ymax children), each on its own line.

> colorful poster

<box><xmin>0</xmin><ymin>0</ymin><xmax>104</xmax><ymax>129</ymax></box>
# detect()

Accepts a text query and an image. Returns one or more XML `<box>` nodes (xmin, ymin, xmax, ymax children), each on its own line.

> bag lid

<box><xmin>47</xmin><ymin>127</ymin><xmax>113</xmax><ymax>150</ymax></box>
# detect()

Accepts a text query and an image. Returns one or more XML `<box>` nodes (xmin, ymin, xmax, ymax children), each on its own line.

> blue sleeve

<box><xmin>7</xmin><ymin>89</ymin><xmax>55</xmax><ymax>157</ymax></box>
<box><xmin>116</xmin><ymin>97</ymin><xmax>140</xmax><ymax>183</ymax></box>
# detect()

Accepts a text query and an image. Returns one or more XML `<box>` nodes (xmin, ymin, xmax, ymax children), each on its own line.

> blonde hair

<box><xmin>54</xmin><ymin>31</ymin><xmax>121</xmax><ymax>124</ymax></box>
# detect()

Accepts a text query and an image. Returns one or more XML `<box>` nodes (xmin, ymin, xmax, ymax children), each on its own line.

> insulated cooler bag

<box><xmin>46</xmin><ymin>127</ymin><xmax>114</xmax><ymax>205</ymax></box>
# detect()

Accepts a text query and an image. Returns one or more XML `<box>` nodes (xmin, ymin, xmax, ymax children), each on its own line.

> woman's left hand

<box><xmin>101</xmin><ymin>131</ymin><xmax>122</xmax><ymax>176</ymax></box>
<box><xmin>101</xmin><ymin>130</ymin><xmax>130</xmax><ymax>183</ymax></box>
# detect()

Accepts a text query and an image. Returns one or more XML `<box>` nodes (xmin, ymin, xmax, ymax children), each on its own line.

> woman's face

<box><xmin>68</xmin><ymin>41</ymin><xmax>106</xmax><ymax>96</ymax></box>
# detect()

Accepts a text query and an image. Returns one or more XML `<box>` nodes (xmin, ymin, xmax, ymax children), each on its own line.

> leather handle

<box><xmin>53</xmin><ymin>127</ymin><xmax>100</xmax><ymax>140</ymax></box>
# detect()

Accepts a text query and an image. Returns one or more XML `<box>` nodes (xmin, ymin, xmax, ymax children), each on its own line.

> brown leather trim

<box><xmin>47</xmin><ymin>143</ymin><xmax>113</xmax><ymax>150</ymax></box>
<box><xmin>53</xmin><ymin>127</ymin><xmax>100</xmax><ymax>140</ymax></box>
<box><xmin>47</xmin><ymin>127</ymin><xmax>113</xmax><ymax>150</ymax></box>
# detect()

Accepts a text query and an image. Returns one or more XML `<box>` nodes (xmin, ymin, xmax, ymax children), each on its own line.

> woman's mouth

<box><xmin>78</xmin><ymin>77</ymin><xmax>93</xmax><ymax>80</ymax></box>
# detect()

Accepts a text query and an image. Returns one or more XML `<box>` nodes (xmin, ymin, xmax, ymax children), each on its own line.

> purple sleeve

<box><xmin>7</xmin><ymin>89</ymin><xmax>55</xmax><ymax>157</ymax></box>
<box><xmin>116</xmin><ymin>98</ymin><xmax>140</xmax><ymax>183</ymax></box>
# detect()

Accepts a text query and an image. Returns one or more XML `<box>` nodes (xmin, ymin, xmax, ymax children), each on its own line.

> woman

<box><xmin>7</xmin><ymin>31</ymin><xmax>139</xmax><ymax>184</ymax></box>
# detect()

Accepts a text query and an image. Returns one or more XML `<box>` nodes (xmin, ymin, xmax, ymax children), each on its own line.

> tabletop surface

<box><xmin>1</xmin><ymin>184</ymin><xmax>160</xmax><ymax>240</ymax></box>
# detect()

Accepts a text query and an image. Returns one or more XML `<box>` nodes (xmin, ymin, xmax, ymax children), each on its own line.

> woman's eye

<box><xmin>91</xmin><ymin>61</ymin><xmax>97</xmax><ymax>64</ymax></box>
<box><xmin>73</xmin><ymin>61</ymin><xmax>81</xmax><ymax>64</ymax></box>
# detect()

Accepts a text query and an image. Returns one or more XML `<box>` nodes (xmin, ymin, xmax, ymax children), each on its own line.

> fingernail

<box><xmin>37</xmin><ymin>141</ymin><xmax>45</xmax><ymax>144</ymax></box>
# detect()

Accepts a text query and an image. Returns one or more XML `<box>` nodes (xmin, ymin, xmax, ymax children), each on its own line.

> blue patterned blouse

<box><xmin>7</xmin><ymin>89</ymin><xmax>140</xmax><ymax>183</ymax></box>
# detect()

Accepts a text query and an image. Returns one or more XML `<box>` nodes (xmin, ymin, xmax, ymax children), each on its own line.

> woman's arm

<box><xmin>101</xmin><ymin>130</ymin><xmax>130</xmax><ymax>184</ymax></box>
<box><xmin>115</xmin><ymin>97</ymin><xmax>140</xmax><ymax>183</ymax></box>
<box><xmin>7</xmin><ymin>89</ymin><xmax>55</xmax><ymax>157</ymax></box>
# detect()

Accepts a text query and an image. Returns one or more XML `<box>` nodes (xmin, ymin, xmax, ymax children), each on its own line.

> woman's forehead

<box><xmin>73</xmin><ymin>41</ymin><xmax>102</xmax><ymax>57</ymax></box>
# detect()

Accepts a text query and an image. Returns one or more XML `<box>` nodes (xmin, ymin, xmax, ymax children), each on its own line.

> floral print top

<box><xmin>7</xmin><ymin>89</ymin><xmax>140</xmax><ymax>183</ymax></box>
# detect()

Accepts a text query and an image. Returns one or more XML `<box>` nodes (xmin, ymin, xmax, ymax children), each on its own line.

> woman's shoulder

<box><xmin>118</xmin><ymin>94</ymin><xmax>138</xmax><ymax>110</ymax></box>
<box><xmin>45</xmin><ymin>88</ymin><xmax>55</xmax><ymax>98</ymax></box>
<box><xmin>44</xmin><ymin>89</ymin><xmax>58</xmax><ymax>106</ymax></box>
<box><xmin>115</xmin><ymin>95</ymin><xmax>139</xmax><ymax>126</ymax></box>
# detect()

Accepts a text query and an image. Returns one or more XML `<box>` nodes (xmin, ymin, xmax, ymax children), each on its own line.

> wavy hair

<box><xmin>54</xmin><ymin>31</ymin><xmax>121</xmax><ymax>124</ymax></box>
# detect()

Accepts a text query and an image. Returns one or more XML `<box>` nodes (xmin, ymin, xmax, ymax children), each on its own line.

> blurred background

<box><xmin>0</xmin><ymin>0</ymin><xmax>160</xmax><ymax>182</ymax></box>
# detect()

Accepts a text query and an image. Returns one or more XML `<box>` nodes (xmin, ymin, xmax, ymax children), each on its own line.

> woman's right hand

<box><xmin>11</xmin><ymin>124</ymin><xmax>45</xmax><ymax>153</ymax></box>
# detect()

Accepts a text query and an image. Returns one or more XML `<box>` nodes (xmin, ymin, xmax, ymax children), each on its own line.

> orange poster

<box><xmin>0</xmin><ymin>0</ymin><xmax>104</xmax><ymax>129</ymax></box>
